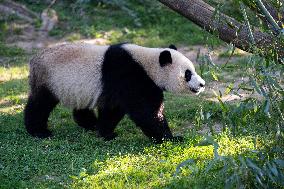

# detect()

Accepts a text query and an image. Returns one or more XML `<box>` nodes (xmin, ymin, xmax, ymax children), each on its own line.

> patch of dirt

<box><xmin>203</xmin><ymin>78</ymin><xmax>261</xmax><ymax>102</ymax></box>
<box><xmin>2</xmin><ymin>0</ymin><xmax>59</xmax><ymax>52</ymax></box>
<box><xmin>178</xmin><ymin>45</ymin><xmax>248</xmax><ymax>65</ymax></box>
<box><xmin>7</xmin><ymin>29</ymin><xmax>54</xmax><ymax>51</ymax></box>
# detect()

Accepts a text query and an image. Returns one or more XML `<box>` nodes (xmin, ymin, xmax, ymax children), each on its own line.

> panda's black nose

<box><xmin>200</xmin><ymin>83</ymin><xmax>205</xmax><ymax>87</ymax></box>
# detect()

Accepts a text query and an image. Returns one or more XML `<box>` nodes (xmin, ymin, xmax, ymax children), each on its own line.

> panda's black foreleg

<box><xmin>24</xmin><ymin>86</ymin><xmax>58</xmax><ymax>138</ymax></box>
<box><xmin>73</xmin><ymin>109</ymin><xmax>97</xmax><ymax>131</ymax></box>
<box><xmin>96</xmin><ymin>106</ymin><xmax>125</xmax><ymax>141</ymax></box>
<box><xmin>127</xmin><ymin>105</ymin><xmax>183</xmax><ymax>144</ymax></box>
<box><xmin>128</xmin><ymin>112</ymin><xmax>172</xmax><ymax>143</ymax></box>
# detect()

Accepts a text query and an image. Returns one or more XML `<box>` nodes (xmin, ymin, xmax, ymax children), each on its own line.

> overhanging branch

<box><xmin>158</xmin><ymin>0</ymin><xmax>284</xmax><ymax>62</ymax></box>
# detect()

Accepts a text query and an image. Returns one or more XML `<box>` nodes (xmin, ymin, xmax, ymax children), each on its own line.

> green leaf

<box><xmin>264</xmin><ymin>99</ymin><xmax>270</xmax><ymax>114</ymax></box>
<box><xmin>225</xmin><ymin>83</ymin><xmax>234</xmax><ymax>95</ymax></box>
<box><xmin>239</xmin><ymin>86</ymin><xmax>254</xmax><ymax>91</ymax></box>
<box><xmin>274</xmin><ymin>159</ymin><xmax>284</xmax><ymax>168</ymax></box>
<box><xmin>211</xmin><ymin>70</ymin><xmax>219</xmax><ymax>81</ymax></box>
<box><xmin>246</xmin><ymin>158</ymin><xmax>262</xmax><ymax>172</ymax></box>
<box><xmin>217</xmin><ymin>97</ymin><xmax>229</xmax><ymax>113</ymax></box>
<box><xmin>174</xmin><ymin>159</ymin><xmax>195</xmax><ymax>175</ymax></box>
<box><xmin>268</xmin><ymin>162</ymin><xmax>279</xmax><ymax>177</ymax></box>
<box><xmin>250</xmin><ymin>78</ymin><xmax>262</xmax><ymax>95</ymax></box>
<box><xmin>196</xmin><ymin>136</ymin><xmax>220</xmax><ymax>159</ymax></box>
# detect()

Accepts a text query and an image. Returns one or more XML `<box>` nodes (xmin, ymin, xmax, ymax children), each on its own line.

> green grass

<box><xmin>0</xmin><ymin>43</ymin><xmax>26</xmax><ymax>57</ymax></box>
<box><xmin>13</xmin><ymin>0</ymin><xmax>221</xmax><ymax>47</ymax></box>
<box><xmin>0</xmin><ymin>1</ymin><xmax>283</xmax><ymax>188</ymax></box>
<box><xmin>0</xmin><ymin>46</ymin><xmax>283</xmax><ymax>188</ymax></box>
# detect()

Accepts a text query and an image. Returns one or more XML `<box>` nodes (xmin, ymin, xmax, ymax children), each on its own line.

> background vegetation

<box><xmin>0</xmin><ymin>0</ymin><xmax>283</xmax><ymax>188</ymax></box>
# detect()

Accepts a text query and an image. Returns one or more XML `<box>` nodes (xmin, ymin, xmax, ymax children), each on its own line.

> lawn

<box><xmin>0</xmin><ymin>45</ymin><xmax>282</xmax><ymax>188</ymax></box>
<box><xmin>0</xmin><ymin>0</ymin><xmax>283</xmax><ymax>188</ymax></box>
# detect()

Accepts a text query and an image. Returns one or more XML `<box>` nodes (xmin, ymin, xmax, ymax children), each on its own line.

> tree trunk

<box><xmin>158</xmin><ymin>0</ymin><xmax>284</xmax><ymax>62</ymax></box>
<box><xmin>0</xmin><ymin>0</ymin><xmax>39</xmax><ymax>22</ymax></box>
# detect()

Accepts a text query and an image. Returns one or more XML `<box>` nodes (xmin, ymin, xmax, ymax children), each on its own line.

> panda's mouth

<box><xmin>189</xmin><ymin>87</ymin><xmax>204</xmax><ymax>95</ymax></box>
<box><xmin>190</xmin><ymin>88</ymin><xmax>199</xmax><ymax>93</ymax></box>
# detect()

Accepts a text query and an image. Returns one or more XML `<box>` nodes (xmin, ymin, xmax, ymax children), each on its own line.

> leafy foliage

<box><xmin>177</xmin><ymin>1</ymin><xmax>284</xmax><ymax>188</ymax></box>
<box><xmin>175</xmin><ymin>136</ymin><xmax>284</xmax><ymax>188</ymax></box>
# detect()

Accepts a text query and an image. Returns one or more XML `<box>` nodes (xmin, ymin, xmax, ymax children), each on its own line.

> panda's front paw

<box><xmin>101</xmin><ymin>132</ymin><xmax>118</xmax><ymax>141</ymax></box>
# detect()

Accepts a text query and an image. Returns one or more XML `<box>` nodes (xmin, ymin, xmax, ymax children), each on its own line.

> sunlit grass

<box><xmin>0</xmin><ymin>53</ymin><xmax>275</xmax><ymax>189</ymax></box>
<box><xmin>70</xmin><ymin>135</ymin><xmax>260</xmax><ymax>189</ymax></box>
<box><xmin>0</xmin><ymin>65</ymin><xmax>29</xmax><ymax>108</ymax></box>
<box><xmin>0</xmin><ymin>64</ymin><xmax>28</xmax><ymax>82</ymax></box>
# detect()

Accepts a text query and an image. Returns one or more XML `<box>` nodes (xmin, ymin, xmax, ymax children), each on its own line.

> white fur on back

<box><xmin>38</xmin><ymin>43</ymin><xmax>108</xmax><ymax>109</ymax></box>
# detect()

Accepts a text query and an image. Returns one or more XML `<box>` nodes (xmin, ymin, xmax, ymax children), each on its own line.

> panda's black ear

<box><xmin>169</xmin><ymin>44</ymin><xmax>177</xmax><ymax>50</ymax></box>
<box><xmin>159</xmin><ymin>50</ymin><xmax>172</xmax><ymax>67</ymax></box>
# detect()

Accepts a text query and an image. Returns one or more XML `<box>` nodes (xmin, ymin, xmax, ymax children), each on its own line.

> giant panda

<box><xmin>24</xmin><ymin>43</ymin><xmax>205</xmax><ymax>143</ymax></box>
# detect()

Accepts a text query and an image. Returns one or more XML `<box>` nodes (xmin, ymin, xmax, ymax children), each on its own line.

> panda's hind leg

<box><xmin>24</xmin><ymin>86</ymin><xmax>58</xmax><ymax>138</ymax></box>
<box><xmin>73</xmin><ymin>109</ymin><xmax>97</xmax><ymax>131</ymax></box>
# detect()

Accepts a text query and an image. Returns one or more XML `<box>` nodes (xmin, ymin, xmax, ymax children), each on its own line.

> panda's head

<box><xmin>158</xmin><ymin>45</ymin><xmax>205</xmax><ymax>94</ymax></box>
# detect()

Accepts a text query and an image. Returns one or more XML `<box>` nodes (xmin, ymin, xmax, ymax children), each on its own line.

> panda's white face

<box><xmin>161</xmin><ymin>49</ymin><xmax>205</xmax><ymax>94</ymax></box>
<box><xmin>122</xmin><ymin>44</ymin><xmax>205</xmax><ymax>94</ymax></box>
<box><xmin>184</xmin><ymin>69</ymin><xmax>205</xmax><ymax>94</ymax></box>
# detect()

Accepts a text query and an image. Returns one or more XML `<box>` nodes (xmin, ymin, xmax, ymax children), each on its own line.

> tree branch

<box><xmin>158</xmin><ymin>0</ymin><xmax>284</xmax><ymax>62</ymax></box>
<box><xmin>244</xmin><ymin>0</ymin><xmax>284</xmax><ymax>31</ymax></box>
<box><xmin>0</xmin><ymin>0</ymin><xmax>39</xmax><ymax>23</ymax></box>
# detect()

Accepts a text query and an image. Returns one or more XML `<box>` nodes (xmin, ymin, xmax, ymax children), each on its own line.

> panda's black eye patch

<box><xmin>185</xmin><ymin>70</ymin><xmax>192</xmax><ymax>82</ymax></box>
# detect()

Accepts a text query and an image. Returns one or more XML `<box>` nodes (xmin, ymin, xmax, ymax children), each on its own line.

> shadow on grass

<box><xmin>0</xmin><ymin>106</ymin><xmax>158</xmax><ymax>188</ymax></box>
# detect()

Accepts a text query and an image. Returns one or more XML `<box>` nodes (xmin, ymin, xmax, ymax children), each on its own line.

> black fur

<box><xmin>100</xmin><ymin>44</ymin><xmax>182</xmax><ymax>143</ymax></box>
<box><xmin>73</xmin><ymin>109</ymin><xmax>97</xmax><ymax>131</ymax></box>
<box><xmin>159</xmin><ymin>50</ymin><xmax>172</xmax><ymax>67</ymax></box>
<box><xmin>169</xmin><ymin>44</ymin><xmax>177</xmax><ymax>50</ymax></box>
<box><xmin>96</xmin><ymin>105</ymin><xmax>125</xmax><ymax>141</ymax></box>
<box><xmin>185</xmin><ymin>69</ymin><xmax>192</xmax><ymax>82</ymax></box>
<box><xmin>24</xmin><ymin>43</ymin><xmax>183</xmax><ymax>143</ymax></box>
<box><xmin>24</xmin><ymin>86</ymin><xmax>58</xmax><ymax>138</ymax></box>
